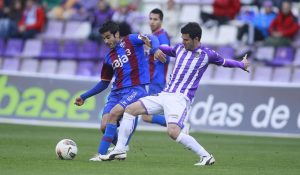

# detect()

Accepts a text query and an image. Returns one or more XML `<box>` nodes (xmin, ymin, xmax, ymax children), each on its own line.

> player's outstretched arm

<box><xmin>222</xmin><ymin>54</ymin><xmax>250</xmax><ymax>72</ymax></box>
<box><xmin>154</xmin><ymin>49</ymin><xmax>167</xmax><ymax>63</ymax></box>
<box><xmin>74</xmin><ymin>81</ymin><xmax>110</xmax><ymax>106</ymax></box>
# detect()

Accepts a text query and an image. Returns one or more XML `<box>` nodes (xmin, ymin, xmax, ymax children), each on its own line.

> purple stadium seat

<box><xmin>59</xmin><ymin>40</ymin><xmax>79</xmax><ymax>60</ymax></box>
<box><xmin>271</xmin><ymin>67</ymin><xmax>291</xmax><ymax>83</ymax></box>
<box><xmin>293</xmin><ymin>48</ymin><xmax>300</xmax><ymax>66</ymax></box>
<box><xmin>2</xmin><ymin>58</ymin><xmax>20</xmax><ymax>71</ymax></box>
<box><xmin>39</xmin><ymin>59</ymin><xmax>58</xmax><ymax>74</ymax></box>
<box><xmin>232</xmin><ymin>67</ymin><xmax>252</xmax><ymax>82</ymax></box>
<box><xmin>267</xmin><ymin>47</ymin><xmax>294</xmax><ymax>66</ymax></box>
<box><xmin>99</xmin><ymin>44</ymin><xmax>109</xmax><ymax>60</ymax></box>
<box><xmin>22</xmin><ymin>39</ymin><xmax>42</xmax><ymax>58</ymax></box>
<box><xmin>252</xmin><ymin>66</ymin><xmax>272</xmax><ymax>82</ymax></box>
<box><xmin>255</xmin><ymin>46</ymin><xmax>275</xmax><ymax>62</ymax></box>
<box><xmin>291</xmin><ymin>67</ymin><xmax>300</xmax><ymax>83</ymax></box>
<box><xmin>77</xmin><ymin>61</ymin><xmax>95</xmax><ymax>76</ymax></box>
<box><xmin>42</xmin><ymin>20</ymin><xmax>64</xmax><ymax>39</ymax></box>
<box><xmin>20</xmin><ymin>59</ymin><xmax>39</xmax><ymax>73</ymax></box>
<box><xmin>39</xmin><ymin>40</ymin><xmax>60</xmax><ymax>59</ymax></box>
<box><xmin>217</xmin><ymin>46</ymin><xmax>235</xmax><ymax>59</ymax></box>
<box><xmin>93</xmin><ymin>60</ymin><xmax>104</xmax><ymax>77</ymax></box>
<box><xmin>78</xmin><ymin>40</ymin><xmax>99</xmax><ymax>60</ymax></box>
<box><xmin>57</xmin><ymin>60</ymin><xmax>77</xmax><ymax>75</ymax></box>
<box><xmin>63</xmin><ymin>21</ymin><xmax>91</xmax><ymax>40</ymax></box>
<box><xmin>213</xmin><ymin>66</ymin><xmax>233</xmax><ymax>81</ymax></box>
<box><xmin>4</xmin><ymin>39</ymin><xmax>23</xmax><ymax>57</ymax></box>
<box><xmin>0</xmin><ymin>39</ymin><xmax>5</xmax><ymax>56</ymax></box>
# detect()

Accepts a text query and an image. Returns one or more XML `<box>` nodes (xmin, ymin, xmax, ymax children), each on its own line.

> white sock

<box><xmin>115</xmin><ymin>112</ymin><xmax>136</xmax><ymax>151</ymax></box>
<box><xmin>176</xmin><ymin>133</ymin><xmax>210</xmax><ymax>157</ymax></box>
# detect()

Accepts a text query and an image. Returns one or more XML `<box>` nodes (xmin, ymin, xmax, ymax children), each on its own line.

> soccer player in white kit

<box><xmin>101</xmin><ymin>22</ymin><xmax>250</xmax><ymax>165</ymax></box>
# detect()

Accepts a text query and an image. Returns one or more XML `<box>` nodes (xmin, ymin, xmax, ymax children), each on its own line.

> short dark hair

<box><xmin>99</xmin><ymin>21</ymin><xmax>119</xmax><ymax>35</ymax></box>
<box><xmin>150</xmin><ymin>8</ymin><xmax>164</xmax><ymax>21</ymax></box>
<box><xmin>180</xmin><ymin>22</ymin><xmax>202</xmax><ymax>41</ymax></box>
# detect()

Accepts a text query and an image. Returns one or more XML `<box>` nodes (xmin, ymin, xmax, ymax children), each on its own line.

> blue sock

<box><xmin>98</xmin><ymin>123</ymin><xmax>117</xmax><ymax>155</ymax></box>
<box><xmin>152</xmin><ymin>115</ymin><xmax>167</xmax><ymax>126</ymax></box>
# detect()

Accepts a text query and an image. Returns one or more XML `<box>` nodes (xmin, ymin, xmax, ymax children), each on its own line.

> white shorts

<box><xmin>139</xmin><ymin>92</ymin><xmax>191</xmax><ymax>128</ymax></box>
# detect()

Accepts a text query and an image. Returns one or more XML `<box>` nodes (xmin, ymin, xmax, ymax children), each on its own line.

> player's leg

<box><xmin>142</xmin><ymin>84</ymin><xmax>166</xmax><ymax>126</ymax></box>
<box><xmin>98</xmin><ymin>104</ymin><xmax>125</xmax><ymax>155</ymax></box>
<box><xmin>102</xmin><ymin>95</ymin><xmax>163</xmax><ymax>160</ymax></box>
<box><xmin>164</xmin><ymin>93</ymin><xmax>214</xmax><ymax>166</ymax></box>
<box><xmin>99</xmin><ymin>85</ymin><xmax>148</xmax><ymax>158</ymax></box>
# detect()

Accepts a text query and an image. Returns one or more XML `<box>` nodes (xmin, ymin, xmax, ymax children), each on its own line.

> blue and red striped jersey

<box><xmin>101</xmin><ymin>34</ymin><xmax>158</xmax><ymax>90</ymax></box>
<box><xmin>149</xmin><ymin>28</ymin><xmax>170</xmax><ymax>85</ymax></box>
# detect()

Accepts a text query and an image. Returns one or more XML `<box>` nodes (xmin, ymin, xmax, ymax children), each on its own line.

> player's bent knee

<box><xmin>142</xmin><ymin>115</ymin><xmax>152</xmax><ymax>122</ymax></box>
<box><xmin>167</xmin><ymin>124</ymin><xmax>181</xmax><ymax>140</ymax></box>
<box><xmin>125</xmin><ymin>102</ymin><xmax>145</xmax><ymax>116</ymax></box>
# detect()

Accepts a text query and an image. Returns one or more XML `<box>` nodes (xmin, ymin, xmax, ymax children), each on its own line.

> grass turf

<box><xmin>0</xmin><ymin>123</ymin><xmax>299</xmax><ymax>175</ymax></box>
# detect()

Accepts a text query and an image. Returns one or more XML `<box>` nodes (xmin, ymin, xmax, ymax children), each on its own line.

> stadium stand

<box><xmin>39</xmin><ymin>59</ymin><xmax>58</xmax><ymax>74</ymax></box>
<box><xmin>2</xmin><ymin>58</ymin><xmax>20</xmax><ymax>71</ymax></box>
<box><xmin>0</xmin><ymin>0</ymin><xmax>299</xmax><ymax>84</ymax></box>
<box><xmin>20</xmin><ymin>59</ymin><xmax>39</xmax><ymax>73</ymax></box>
<box><xmin>252</xmin><ymin>65</ymin><xmax>273</xmax><ymax>82</ymax></box>
<box><xmin>22</xmin><ymin>39</ymin><xmax>42</xmax><ymax>58</ymax></box>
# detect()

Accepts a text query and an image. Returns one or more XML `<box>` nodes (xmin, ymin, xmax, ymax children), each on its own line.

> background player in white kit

<box><xmin>102</xmin><ymin>22</ymin><xmax>250</xmax><ymax>166</ymax></box>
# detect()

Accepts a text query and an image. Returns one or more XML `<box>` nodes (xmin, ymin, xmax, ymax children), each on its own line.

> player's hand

<box><xmin>140</xmin><ymin>34</ymin><xmax>151</xmax><ymax>48</ymax></box>
<box><xmin>154</xmin><ymin>49</ymin><xmax>167</xmax><ymax>63</ymax></box>
<box><xmin>241</xmin><ymin>54</ymin><xmax>250</xmax><ymax>73</ymax></box>
<box><xmin>74</xmin><ymin>97</ymin><xmax>84</xmax><ymax>106</ymax></box>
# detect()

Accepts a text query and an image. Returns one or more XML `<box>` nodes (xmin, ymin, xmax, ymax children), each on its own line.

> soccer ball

<box><xmin>55</xmin><ymin>139</ymin><xmax>78</xmax><ymax>160</ymax></box>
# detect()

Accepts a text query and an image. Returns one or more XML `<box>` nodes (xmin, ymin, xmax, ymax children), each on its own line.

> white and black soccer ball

<box><xmin>55</xmin><ymin>139</ymin><xmax>78</xmax><ymax>160</ymax></box>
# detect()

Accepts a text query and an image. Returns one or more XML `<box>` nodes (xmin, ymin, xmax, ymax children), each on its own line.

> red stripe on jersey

<box><xmin>109</xmin><ymin>50</ymin><xmax>124</xmax><ymax>89</ymax></box>
<box><xmin>101</xmin><ymin>63</ymin><xmax>113</xmax><ymax>81</ymax></box>
<box><xmin>164</xmin><ymin>62</ymin><xmax>168</xmax><ymax>83</ymax></box>
<box><xmin>123</xmin><ymin>37</ymin><xmax>140</xmax><ymax>85</ymax></box>
<box><xmin>149</xmin><ymin>54</ymin><xmax>155</xmax><ymax>81</ymax></box>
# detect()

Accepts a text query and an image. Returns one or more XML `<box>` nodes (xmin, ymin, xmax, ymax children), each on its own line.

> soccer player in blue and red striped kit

<box><xmin>74</xmin><ymin>21</ymin><xmax>166</xmax><ymax>161</ymax></box>
<box><xmin>142</xmin><ymin>8</ymin><xmax>170</xmax><ymax>127</ymax></box>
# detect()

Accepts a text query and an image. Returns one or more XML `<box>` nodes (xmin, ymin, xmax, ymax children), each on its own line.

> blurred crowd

<box><xmin>200</xmin><ymin>0</ymin><xmax>299</xmax><ymax>47</ymax></box>
<box><xmin>0</xmin><ymin>0</ymin><xmax>299</xmax><ymax>46</ymax></box>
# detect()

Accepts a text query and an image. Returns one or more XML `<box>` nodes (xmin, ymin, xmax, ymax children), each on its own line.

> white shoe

<box><xmin>194</xmin><ymin>154</ymin><xmax>215</xmax><ymax>166</ymax></box>
<box><xmin>89</xmin><ymin>154</ymin><xmax>103</xmax><ymax>161</ymax></box>
<box><xmin>108</xmin><ymin>145</ymin><xmax>130</xmax><ymax>153</ymax></box>
<box><xmin>100</xmin><ymin>149</ymin><xmax>127</xmax><ymax>161</ymax></box>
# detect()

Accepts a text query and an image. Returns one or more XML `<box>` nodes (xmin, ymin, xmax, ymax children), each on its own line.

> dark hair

<box><xmin>99</xmin><ymin>21</ymin><xmax>119</xmax><ymax>35</ymax></box>
<box><xmin>180</xmin><ymin>22</ymin><xmax>202</xmax><ymax>41</ymax></box>
<box><xmin>118</xmin><ymin>22</ymin><xmax>132</xmax><ymax>37</ymax></box>
<box><xmin>150</xmin><ymin>8</ymin><xmax>164</xmax><ymax>21</ymax></box>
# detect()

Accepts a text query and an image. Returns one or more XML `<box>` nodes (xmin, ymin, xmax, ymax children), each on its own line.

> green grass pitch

<box><xmin>0</xmin><ymin>123</ymin><xmax>299</xmax><ymax>175</ymax></box>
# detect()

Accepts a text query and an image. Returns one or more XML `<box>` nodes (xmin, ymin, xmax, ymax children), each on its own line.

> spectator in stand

<box><xmin>237</xmin><ymin>0</ymin><xmax>277</xmax><ymax>44</ymax></box>
<box><xmin>8</xmin><ymin>0</ymin><xmax>24</xmax><ymax>38</ymax></box>
<box><xmin>0</xmin><ymin>0</ymin><xmax>10</xmax><ymax>38</ymax></box>
<box><xmin>47</xmin><ymin>0</ymin><xmax>88</xmax><ymax>20</ymax></box>
<box><xmin>14</xmin><ymin>0</ymin><xmax>45</xmax><ymax>39</ymax></box>
<box><xmin>41</xmin><ymin>0</ymin><xmax>61</xmax><ymax>11</ymax></box>
<box><xmin>265</xmin><ymin>1</ymin><xmax>299</xmax><ymax>46</ymax></box>
<box><xmin>112</xmin><ymin>2</ymin><xmax>144</xmax><ymax>33</ymax></box>
<box><xmin>89</xmin><ymin>0</ymin><xmax>114</xmax><ymax>42</ymax></box>
<box><xmin>200</xmin><ymin>0</ymin><xmax>241</xmax><ymax>27</ymax></box>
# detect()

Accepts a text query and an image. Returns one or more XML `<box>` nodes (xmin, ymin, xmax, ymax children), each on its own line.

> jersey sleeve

<box><xmin>158</xmin><ymin>33</ymin><xmax>170</xmax><ymax>46</ymax></box>
<box><xmin>205</xmin><ymin>47</ymin><xmax>226</xmax><ymax>66</ymax></box>
<box><xmin>128</xmin><ymin>34</ymin><xmax>145</xmax><ymax>45</ymax></box>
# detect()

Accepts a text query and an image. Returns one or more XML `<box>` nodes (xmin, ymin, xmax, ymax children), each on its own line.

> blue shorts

<box><xmin>148</xmin><ymin>83</ymin><xmax>164</xmax><ymax>95</ymax></box>
<box><xmin>102</xmin><ymin>85</ymin><xmax>148</xmax><ymax>115</ymax></box>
